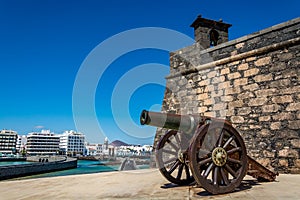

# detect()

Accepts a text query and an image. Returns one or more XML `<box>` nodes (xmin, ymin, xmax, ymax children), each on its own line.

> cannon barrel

<box><xmin>140</xmin><ymin>110</ymin><xmax>202</xmax><ymax>134</ymax></box>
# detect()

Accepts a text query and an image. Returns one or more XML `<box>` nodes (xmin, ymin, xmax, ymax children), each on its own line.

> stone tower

<box><xmin>190</xmin><ymin>15</ymin><xmax>232</xmax><ymax>48</ymax></box>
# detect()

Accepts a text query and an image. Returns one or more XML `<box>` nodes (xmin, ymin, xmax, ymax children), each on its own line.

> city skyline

<box><xmin>0</xmin><ymin>0</ymin><xmax>299</xmax><ymax>145</ymax></box>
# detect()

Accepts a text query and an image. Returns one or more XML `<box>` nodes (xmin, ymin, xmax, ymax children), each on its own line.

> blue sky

<box><xmin>0</xmin><ymin>0</ymin><xmax>299</xmax><ymax>145</ymax></box>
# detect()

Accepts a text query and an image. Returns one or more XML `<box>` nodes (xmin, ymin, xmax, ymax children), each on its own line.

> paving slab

<box><xmin>0</xmin><ymin>169</ymin><xmax>299</xmax><ymax>199</ymax></box>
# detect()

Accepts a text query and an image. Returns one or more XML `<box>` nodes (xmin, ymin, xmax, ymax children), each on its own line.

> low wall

<box><xmin>0</xmin><ymin>157</ymin><xmax>77</xmax><ymax>180</ymax></box>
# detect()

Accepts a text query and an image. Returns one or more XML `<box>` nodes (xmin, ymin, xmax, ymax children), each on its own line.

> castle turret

<box><xmin>190</xmin><ymin>15</ymin><xmax>232</xmax><ymax>49</ymax></box>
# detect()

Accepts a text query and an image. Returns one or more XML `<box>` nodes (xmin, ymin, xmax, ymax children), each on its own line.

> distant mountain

<box><xmin>110</xmin><ymin>140</ymin><xmax>128</xmax><ymax>147</ymax></box>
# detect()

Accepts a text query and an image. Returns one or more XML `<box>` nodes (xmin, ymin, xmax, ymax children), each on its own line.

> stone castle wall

<box><xmin>154</xmin><ymin>17</ymin><xmax>300</xmax><ymax>173</ymax></box>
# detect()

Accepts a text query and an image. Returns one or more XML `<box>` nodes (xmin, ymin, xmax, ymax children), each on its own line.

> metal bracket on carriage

<box><xmin>247</xmin><ymin>156</ymin><xmax>279</xmax><ymax>182</ymax></box>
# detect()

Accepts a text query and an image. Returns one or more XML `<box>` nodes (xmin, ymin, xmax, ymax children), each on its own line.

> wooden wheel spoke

<box><xmin>204</xmin><ymin>162</ymin><xmax>214</xmax><ymax>178</ymax></box>
<box><xmin>217</xmin><ymin>130</ymin><xmax>225</xmax><ymax>147</ymax></box>
<box><xmin>184</xmin><ymin>164</ymin><xmax>191</xmax><ymax>179</ymax></box>
<box><xmin>223</xmin><ymin>136</ymin><xmax>235</xmax><ymax>149</ymax></box>
<box><xmin>227</xmin><ymin>157</ymin><xmax>242</xmax><ymax>165</ymax></box>
<box><xmin>227</xmin><ymin>147</ymin><xmax>241</xmax><ymax>155</ymax></box>
<box><xmin>176</xmin><ymin>163</ymin><xmax>184</xmax><ymax>180</ymax></box>
<box><xmin>198</xmin><ymin>157</ymin><xmax>212</xmax><ymax>166</ymax></box>
<box><xmin>220</xmin><ymin>168</ymin><xmax>230</xmax><ymax>185</ymax></box>
<box><xmin>224</xmin><ymin>164</ymin><xmax>237</xmax><ymax>178</ymax></box>
<box><xmin>162</xmin><ymin>149</ymin><xmax>177</xmax><ymax>156</ymax></box>
<box><xmin>163</xmin><ymin>157</ymin><xmax>177</xmax><ymax>166</ymax></box>
<box><xmin>168</xmin><ymin>160</ymin><xmax>180</xmax><ymax>174</ymax></box>
<box><xmin>166</xmin><ymin>139</ymin><xmax>179</xmax><ymax>151</ymax></box>
<box><xmin>174</xmin><ymin>134</ymin><xmax>182</xmax><ymax>149</ymax></box>
<box><xmin>213</xmin><ymin>166</ymin><xmax>219</xmax><ymax>185</ymax></box>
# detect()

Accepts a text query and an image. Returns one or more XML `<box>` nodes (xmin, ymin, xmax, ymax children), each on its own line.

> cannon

<box><xmin>140</xmin><ymin>110</ymin><xmax>278</xmax><ymax>194</ymax></box>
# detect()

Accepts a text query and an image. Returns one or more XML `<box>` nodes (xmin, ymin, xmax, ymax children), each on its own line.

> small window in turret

<box><xmin>209</xmin><ymin>29</ymin><xmax>219</xmax><ymax>47</ymax></box>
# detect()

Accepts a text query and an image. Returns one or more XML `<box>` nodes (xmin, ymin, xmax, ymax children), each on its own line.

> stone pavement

<box><xmin>0</xmin><ymin>169</ymin><xmax>299</xmax><ymax>199</ymax></box>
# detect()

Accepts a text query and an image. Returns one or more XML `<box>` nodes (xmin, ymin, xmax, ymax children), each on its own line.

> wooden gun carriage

<box><xmin>140</xmin><ymin>110</ymin><xmax>278</xmax><ymax>194</ymax></box>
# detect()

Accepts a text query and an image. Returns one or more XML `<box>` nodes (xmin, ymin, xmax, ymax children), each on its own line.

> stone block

<box><xmin>249</xmin><ymin>97</ymin><xmax>268</xmax><ymax>106</ymax></box>
<box><xmin>272</xmin><ymin>95</ymin><xmax>293</xmax><ymax>104</ymax></box>
<box><xmin>263</xmin><ymin>150</ymin><xmax>275</xmax><ymax>158</ymax></box>
<box><xmin>288</xmin><ymin>120</ymin><xmax>300</xmax><ymax>129</ymax></box>
<box><xmin>197</xmin><ymin>93</ymin><xmax>209</xmax><ymax>100</ymax></box>
<box><xmin>259</xmin><ymin>116</ymin><xmax>271</xmax><ymax>121</ymax></box>
<box><xmin>207</xmin><ymin>71</ymin><xmax>217</xmax><ymax>78</ymax></box>
<box><xmin>272</xmin><ymin>113</ymin><xmax>294</xmax><ymax>121</ymax></box>
<box><xmin>204</xmin><ymin>98</ymin><xmax>214</xmax><ymax>106</ymax></box>
<box><xmin>198</xmin><ymin>107</ymin><xmax>208</xmax><ymax>113</ymax></box>
<box><xmin>213</xmin><ymin>103</ymin><xmax>227</xmax><ymax>111</ymax></box>
<box><xmin>277</xmin><ymin>130</ymin><xmax>298</xmax><ymax>139</ymax></box>
<box><xmin>237</xmin><ymin>63</ymin><xmax>249</xmax><ymax>70</ymax></box>
<box><xmin>291</xmin><ymin>139</ymin><xmax>300</xmax><ymax>148</ymax></box>
<box><xmin>244</xmin><ymin>68</ymin><xmax>260</xmax><ymax>77</ymax></box>
<box><xmin>228</xmin><ymin>100</ymin><xmax>244</xmax><ymax>108</ymax></box>
<box><xmin>262</xmin><ymin>104</ymin><xmax>280</xmax><ymax>113</ymax></box>
<box><xmin>279</xmin><ymin>159</ymin><xmax>288</xmax><ymax>167</ymax></box>
<box><xmin>294</xmin><ymin>159</ymin><xmax>300</xmax><ymax>168</ymax></box>
<box><xmin>225</xmin><ymin>87</ymin><xmax>241</xmax><ymax>95</ymax></box>
<box><xmin>269</xmin><ymin>79</ymin><xmax>291</xmax><ymax>88</ymax></box>
<box><xmin>218</xmin><ymin>81</ymin><xmax>231</xmax><ymax>90</ymax></box>
<box><xmin>270</xmin><ymin>122</ymin><xmax>281</xmax><ymax>130</ymax></box>
<box><xmin>278</xmin><ymin>148</ymin><xmax>298</xmax><ymax>158</ymax></box>
<box><xmin>234</xmin><ymin>78</ymin><xmax>248</xmax><ymax>86</ymax></box>
<box><xmin>221</xmin><ymin>96</ymin><xmax>233</xmax><ymax>102</ymax></box>
<box><xmin>255</xmin><ymin>89</ymin><xmax>277</xmax><ymax>97</ymax></box>
<box><xmin>212</xmin><ymin>76</ymin><xmax>225</xmax><ymax>84</ymax></box>
<box><xmin>246</xmin><ymin>57</ymin><xmax>256</xmax><ymax>62</ymax></box>
<box><xmin>253</xmin><ymin>74</ymin><xmax>273</xmax><ymax>83</ymax></box>
<box><xmin>235</xmin><ymin>42</ymin><xmax>245</xmax><ymax>49</ymax></box>
<box><xmin>237</xmin><ymin>107</ymin><xmax>251</xmax><ymax>115</ymax></box>
<box><xmin>237</xmin><ymin>91</ymin><xmax>255</xmax><ymax>100</ymax></box>
<box><xmin>278</xmin><ymin>53</ymin><xmax>293</xmax><ymax>61</ymax></box>
<box><xmin>286</xmin><ymin>103</ymin><xmax>300</xmax><ymax>111</ymax></box>
<box><xmin>258</xmin><ymin>129</ymin><xmax>270</xmax><ymax>137</ymax></box>
<box><xmin>254</xmin><ymin>57</ymin><xmax>271</xmax><ymax>66</ymax></box>
<box><xmin>243</xmin><ymin>83</ymin><xmax>259</xmax><ymax>91</ymax></box>
<box><xmin>231</xmin><ymin>116</ymin><xmax>245</xmax><ymax>123</ymax></box>
<box><xmin>227</xmin><ymin>72</ymin><xmax>241</xmax><ymax>80</ymax></box>
<box><xmin>220</xmin><ymin>68</ymin><xmax>230</xmax><ymax>75</ymax></box>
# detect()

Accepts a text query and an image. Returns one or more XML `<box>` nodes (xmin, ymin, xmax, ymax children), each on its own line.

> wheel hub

<box><xmin>212</xmin><ymin>147</ymin><xmax>227</xmax><ymax>166</ymax></box>
<box><xmin>178</xmin><ymin>150</ymin><xmax>185</xmax><ymax>163</ymax></box>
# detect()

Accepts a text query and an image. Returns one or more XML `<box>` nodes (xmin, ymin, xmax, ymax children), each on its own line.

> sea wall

<box><xmin>154</xmin><ymin>17</ymin><xmax>300</xmax><ymax>173</ymax></box>
<box><xmin>0</xmin><ymin>157</ymin><xmax>77</xmax><ymax>180</ymax></box>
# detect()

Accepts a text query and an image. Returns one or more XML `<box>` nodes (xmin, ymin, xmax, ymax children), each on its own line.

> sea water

<box><xmin>1</xmin><ymin>160</ymin><xmax>149</xmax><ymax>180</ymax></box>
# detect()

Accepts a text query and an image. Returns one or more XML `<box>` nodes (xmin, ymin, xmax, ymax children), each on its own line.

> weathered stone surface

<box><xmin>244</xmin><ymin>68</ymin><xmax>260</xmax><ymax>77</ymax></box>
<box><xmin>272</xmin><ymin>95</ymin><xmax>293</xmax><ymax>104</ymax></box>
<box><xmin>291</xmin><ymin>139</ymin><xmax>300</xmax><ymax>148</ymax></box>
<box><xmin>249</xmin><ymin>97</ymin><xmax>268</xmax><ymax>106</ymax></box>
<box><xmin>254</xmin><ymin>57</ymin><xmax>271</xmax><ymax>66</ymax></box>
<box><xmin>230</xmin><ymin>116</ymin><xmax>245</xmax><ymax>123</ymax></box>
<box><xmin>278</xmin><ymin>148</ymin><xmax>299</xmax><ymax>158</ymax></box>
<box><xmin>262</xmin><ymin>104</ymin><xmax>280</xmax><ymax>113</ymax></box>
<box><xmin>286</xmin><ymin>103</ymin><xmax>300</xmax><ymax>111</ymax></box>
<box><xmin>270</xmin><ymin>122</ymin><xmax>281</xmax><ymax>130</ymax></box>
<box><xmin>253</xmin><ymin>74</ymin><xmax>273</xmax><ymax>82</ymax></box>
<box><xmin>237</xmin><ymin>63</ymin><xmax>249</xmax><ymax>70</ymax></box>
<box><xmin>158</xmin><ymin>17</ymin><xmax>300</xmax><ymax>173</ymax></box>
<box><xmin>234</xmin><ymin>78</ymin><xmax>248</xmax><ymax>86</ymax></box>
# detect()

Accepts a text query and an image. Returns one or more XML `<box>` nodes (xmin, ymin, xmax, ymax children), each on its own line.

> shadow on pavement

<box><xmin>195</xmin><ymin>179</ymin><xmax>261</xmax><ymax>197</ymax></box>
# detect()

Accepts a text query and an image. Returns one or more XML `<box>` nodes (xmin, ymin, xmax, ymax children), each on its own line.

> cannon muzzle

<box><xmin>140</xmin><ymin>110</ymin><xmax>202</xmax><ymax>134</ymax></box>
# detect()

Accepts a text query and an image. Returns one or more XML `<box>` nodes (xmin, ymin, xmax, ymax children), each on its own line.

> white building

<box><xmin>16</xmin><ymin>135</ymin><xmax>27</xmax><ymax>154</ymax></box>
<box><xmin>0</xmin><ymin>129</ymin><xmax>18</xmax><ymax>155</ymax></box>
<box><xmin>59</xmin><ymin>130</ymin><xmax>85</xmax><ymax>156</ymax></box>
<box><xmin>26</xmin><ymin>130</ymin><xmax>60</xmax><ymax>156</ymax></box>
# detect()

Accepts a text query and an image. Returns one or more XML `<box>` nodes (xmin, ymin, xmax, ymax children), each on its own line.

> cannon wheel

<box><xmin>189</xmin><ymin>122</ymin><xmax>247</xmax><ymax>194</ymax></box>
<box><xmin>156</xmin><ymin>130</ymin><xmax>195</xmax><ymax>185</ymax></box>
